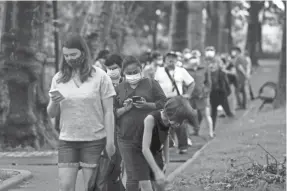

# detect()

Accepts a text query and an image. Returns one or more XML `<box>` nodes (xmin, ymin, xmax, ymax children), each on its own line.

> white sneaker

<box><xmin>188</xmin><ymin>138</ymin><xmax>193</xmax><ymax>146</ymax></box>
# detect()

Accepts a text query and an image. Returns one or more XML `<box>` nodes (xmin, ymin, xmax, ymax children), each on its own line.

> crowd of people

<box><xmin>47</xmin><ymin>33</ymin><xmax>254</xmax><ymax>191</ymax></box>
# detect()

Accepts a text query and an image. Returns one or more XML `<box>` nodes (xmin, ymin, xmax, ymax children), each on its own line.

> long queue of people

<box><xmin>47</xmin><ymin>33</ymin><xmax>254</xmax><ymax>191</ymax></box>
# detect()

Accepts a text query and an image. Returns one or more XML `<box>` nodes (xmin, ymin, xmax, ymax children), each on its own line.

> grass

<box><xmin>0</xmin><ymin>169</ymin><xmax>19</xmax><ymax>183</ymax></box>
<box><xmin>169</xmin><ymin>106</ymin><xmax>286</xmax><ymax>191</ymax></box>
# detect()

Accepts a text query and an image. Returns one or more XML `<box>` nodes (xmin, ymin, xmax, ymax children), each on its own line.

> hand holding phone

<box><xmin>49</xmin><ymin>89</ymin><xmax>65</xmax><ymax>103</ymax></box>
<box><xmin>132</xmin><ymin>96</ymin><xmax>142</xmax><ymax>103</ymax></box>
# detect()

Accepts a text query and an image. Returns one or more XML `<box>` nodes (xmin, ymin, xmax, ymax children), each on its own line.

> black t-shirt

<box><xmin>148</xmin><ymin>110</ymin><xmax>170</xmax><ymax>155</ymax></box>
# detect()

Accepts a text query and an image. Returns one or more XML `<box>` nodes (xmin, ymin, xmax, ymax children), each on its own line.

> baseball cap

<box><xmin>166</xmin><ymin>51</ymin><xmax>177</xmax><ymax>58</ymax></box>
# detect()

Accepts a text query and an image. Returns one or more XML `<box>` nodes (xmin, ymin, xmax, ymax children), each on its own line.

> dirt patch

<box><xmin>170</xmin><ymin>107</ymin><xmax>286</xmax><ymax>191</ymax></box>
<box><xmin>0</xmin><ymin>169</ymin><xmax>20</xmax><ymax>183</ymax></box>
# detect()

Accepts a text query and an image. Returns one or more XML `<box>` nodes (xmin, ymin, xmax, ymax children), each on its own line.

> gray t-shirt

<box><xmin>50</xmin><ymin>67</ymin><xmax>116</xmax><ymax>141</ymax></box>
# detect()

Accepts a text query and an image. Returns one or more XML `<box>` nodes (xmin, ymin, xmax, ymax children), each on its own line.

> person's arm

<box><xmin>163</xmin><ymin>135</ymin><xmax>170</xmax><ymax>172</ymax></box>
<box><xmin>47</xmin><ymin>99</ymin><xmax>60</xmax><ymax>118</ymax></box>
<box><xmin>246</xmin><ymin>57</ymin><xmax>252</xmax><ymax>78</ymax></box>
<box><xmin>47</xmin><ymin>74</ymin><xmax>60</xmax><ymax>118</ymax></box>
<box><xmin>181</xmin><ymin>68</ymin><xmax>195</xmax><ymax>98</ymax></box>
<box><xmin>142</xmin><ymin>115</ymin><xmax>163</xmax><ymax>175</ymax></box>
<box><xmin>150</xmin><ymin>79</ymin><xmax>167</xmax><ymax>109</ymax></box>
<box><xmin>100</xmin><ymin>74</ymin><xmax>117</xmax><ymax>145</ymax></box>
<box><xmin>102</xmin><ymin>96</ymin><xmax>115</xmax><ymax>145</ymax></box>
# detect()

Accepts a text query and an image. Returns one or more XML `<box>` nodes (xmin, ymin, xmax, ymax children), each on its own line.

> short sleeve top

<box><xmin>154</xmin><ymin>66</ymin><xmax>194</xmax><ymax>97</ymax></box>
<box><xmin>49</xmin><ymin>67</ymin><xmax>116</xmax><ymax>141</ymax></box>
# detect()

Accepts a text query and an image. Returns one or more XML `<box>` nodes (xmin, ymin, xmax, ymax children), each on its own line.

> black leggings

<box><xmin>210</xmin><ymin>91</ymin><xmax>233</xmax><ymax>130</ymax></box>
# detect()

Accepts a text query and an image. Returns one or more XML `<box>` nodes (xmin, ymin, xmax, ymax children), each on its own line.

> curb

<box><xmin>0</xmin><ymin>169</ymin><xmax>33</xmax><ymax>191</ymax></box>
<box><xmin>167</xmin><ymin>139</ymin><xmax>213</xmax><ymax>182</ymax></box>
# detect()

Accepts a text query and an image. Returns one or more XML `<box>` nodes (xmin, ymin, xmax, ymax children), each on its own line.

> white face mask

<box><xmin>156</xmin><ymin>59</ymin><xmax>163</xmax><ymax>66</ymax></box>
<box><xmin>125</xmin><ymin>73</ymin><xmax>142</xmax><ymax>85</ymax></box>
<box><xmin>107</xmin><ymin>68</ymin><xmax>121</xmax><ymax>80</ymax></box>
<box><xmin>205</xmin><ymin>51</ymin><xmax>215</xmax><ymax>58</ymax></box>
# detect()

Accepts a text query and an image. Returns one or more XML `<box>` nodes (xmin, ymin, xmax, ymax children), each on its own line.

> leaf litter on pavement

<box><xmin>191</xmin><ymin>144</ymin><xmax>286</xmax><ymax>191</ymax></box>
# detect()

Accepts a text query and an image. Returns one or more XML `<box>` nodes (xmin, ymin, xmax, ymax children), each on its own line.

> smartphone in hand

<box><xmin>132</xmin><ymin>96</ymin><xmax>142</xmax><ymax>103</ymax></box>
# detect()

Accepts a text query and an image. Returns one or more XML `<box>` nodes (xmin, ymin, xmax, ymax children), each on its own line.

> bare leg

<box><xmin>59</xmin><ymin>167</ymin><xmax>79</xmax><ymax>191</ymax></box>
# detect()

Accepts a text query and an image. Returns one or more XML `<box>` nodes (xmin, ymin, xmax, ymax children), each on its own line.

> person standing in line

<box><xmin>208</xmin><ymin>58</ymin><xmax>234</xmax><ymax>132</ymax></box>
<box><xmin>94</xmin><ymin>49</ymin><xmax>110</xmax><ymax>72</ymax></box>
<box><xmin>184</xmin><ymin>50</ymin><xmax>214</xmax><ymax>138</ymax></box>
<box><xmin>230</xmin><ymin>47</ymin><xmax>248</xmax><ymax>110</ymax></box>
<box><xmin>221</xmin><ymin>54</ymin><xmax>238</xmax><ymax>115</ymax></box>
<box><xmin>105</xmin><ymin>54</ymin><xmax>124</xmax><ymax>87</ymax></box>
<box><xmin>90</xmin><ymin>53</ymin><xmax>125</xmax><ymax>191</ymax></box>
<box><xmin>154</xmin><ymin>51</ymin><xmax>199</xmax><ymax>154</ymax></box>
<box><xmin>47</xmin><ymin>34</ymin><xmax>116</xmax><ymax>191</ymax></box>
<box><xmin>143</xmin><ymin>51</ymin><xmax>164</xmax><ymax>79</ymax></box>
<box><xmin>115</xmin><ymin>56</ymin><xmax>166</xmax><ymax>191</ymax></box>
<box><xmin>141</xmin><ymin>96</ymin><xmax>199</xmax><ymax>191</ymax></box>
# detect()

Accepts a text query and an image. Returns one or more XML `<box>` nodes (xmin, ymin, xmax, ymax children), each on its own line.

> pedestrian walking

<box><xmin>105</xmin><ymin>54</ymin><xmax>124</xmax><ymax>87</ymax></box>
<box><xmin>94</xmin><ymin>49</ymin><xmax>110</xmax><ymax>72</ymax></box>
<box><xmin>90</xmin><ymin>54</ymin><xmax>125</xmax><ymax>191</ymax></box>
<box><xmin>114</xmin><ymin>56</ymin><xmax>166</xmax><ymax>191</ymax></box>
<box><xmin>208</xmin><ymin>59</ymin><xmax>234</xmax><ymax>131</ymax></box>
<box><xmin>143</xmin><ymin>51</ymin><xmax>164</xmax><ymax>79</ymax></box>
<box><xmin>221</xmin><ymin>54</ymin><xmax>238</xmax><ymax>115</ymax></box>
<box><xmin>184</xmin><ymin>50</ymin><xmax>214</xmax><ymax>138</ymax></box>
<box><xmin>47</xmin><ymin>34</ymin><xmax>116</xmax><ymax>191</ymax></box>
<box><xmin>154</xmin><ymin>51</ymin><xmax>198</xmax><ymax>154</ymax></box>
<box><xmin>142</xmin><ymin>96</ymin><xmax>199</xmax><ymax>191</ymax></box>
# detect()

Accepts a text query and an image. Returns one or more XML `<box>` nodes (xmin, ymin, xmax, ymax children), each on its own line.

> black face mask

<box><xmin>67</xmin><ymin>53</ymin><xmax>85</xmax><ymax>69</ymax></box>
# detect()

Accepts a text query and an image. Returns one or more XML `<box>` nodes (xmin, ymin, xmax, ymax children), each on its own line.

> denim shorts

<box><xmin>58</xmin><ymin>138</ymin><xmax>106</xmax><ymax>168</ymax></box>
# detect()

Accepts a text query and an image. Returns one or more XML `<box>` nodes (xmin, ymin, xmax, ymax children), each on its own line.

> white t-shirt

<box><xmin>154</xmin><ymin>66</ymin><xmax>194</xmax><ymax>98</ymax></box>
<box><xmin>49</xmin><ymin>67</ymin><xmax>116</xmax><ymax>141</ymax></box>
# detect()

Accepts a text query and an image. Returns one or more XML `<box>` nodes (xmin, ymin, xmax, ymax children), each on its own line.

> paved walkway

<box><xmin>1</xmin><ymin>59</ymin><xmax>279</xmax><ymax>190</ymax></box>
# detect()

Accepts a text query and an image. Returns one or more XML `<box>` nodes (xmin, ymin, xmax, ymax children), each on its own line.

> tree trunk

<box><xmin>205</xmin><ymin>1</ymin><xmax>219</xmax><ymax>49</ymax></box>
<box><xmin>226</xmin><ymin>1</ymin><xmax>233</xmax><ymax>51</ymax></box>
<box><xmin>81</xmin><ymin>1</ymin><xmax>114</xmax><ymax>59</ymax></box>
<box><xmin>0</xmin><ymin>1</ymin><xmax>58</xmax><ymax>150</ymax></box>
<box><xmin>273</xmin><ymin>2</ymin><xmax>286</xmax><ymax>109</ymax></box>
<box><xmin>187</xmin><ymin>1</ymin><xmax>204</xmax><ymax>52</ymax></box>
<box><xmin>169</xmin><ymin>1</ymin><xmax>188</xmax><ymax>51</ymax></box>
<box><xmin>152</xmin><ymin>19</ymin><xmax>158</xmax><ymax>50</ymax></box>
<box><xmin>205</xmin><ymin>1</ymin><xmax>227</xmax><ymax>52</ymax></box>
<box><xmin>246</xmin><ymin>1</ymin><xmax>263</xmax><ymax>66</ymax></box>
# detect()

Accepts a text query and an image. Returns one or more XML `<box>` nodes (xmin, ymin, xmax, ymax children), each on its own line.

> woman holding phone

<box><xmin>115</xmin><ymin>56</ymin><xmax>166</xmax><ymax>191</ymax></box>
<box><xmin>47</xmin><ymin>34</ymin><xmax>116</xmax><ymax>191</ymax></box>
<box><xmin>142</xmin><ymin>96</ymin><xmax>198</xmax><ymax>190</ymax></box>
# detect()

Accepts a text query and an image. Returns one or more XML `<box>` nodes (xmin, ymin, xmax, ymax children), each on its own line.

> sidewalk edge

<box><xmin>167</xmin><ymin>100</ymin><xmax>256</xmax><ymax>182</ymax></box>
<box><xmin>167</xmin><ymin>139</ymin><xmax>213</xmax><ymax>182</ymax></box>
<box><xmin>0</xmin><ymin>169</ymin><xmax>33</xmax><ymax>191</ymax></box>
